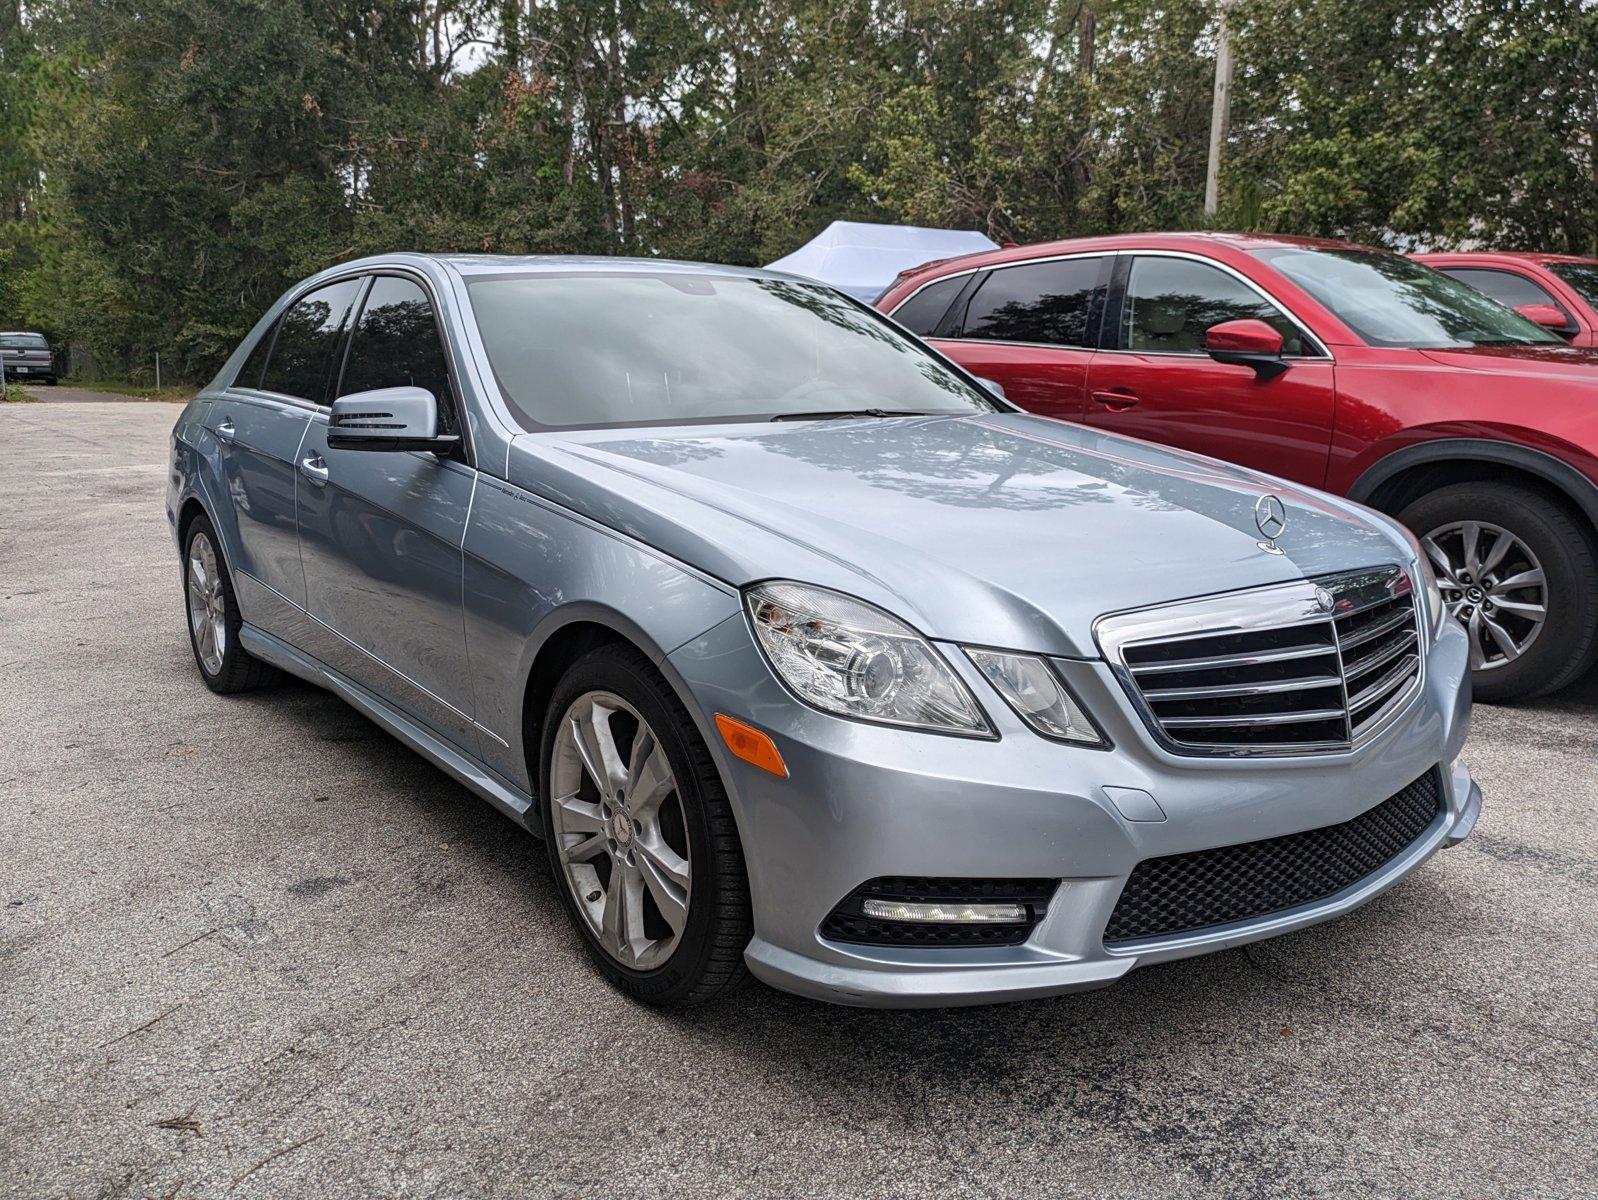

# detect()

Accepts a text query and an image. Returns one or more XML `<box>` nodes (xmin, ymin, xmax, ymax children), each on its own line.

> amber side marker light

<box><xmin>714</xmin><ymin>714</ymin><xmax>789</xmax><ymax>778</ymax></box>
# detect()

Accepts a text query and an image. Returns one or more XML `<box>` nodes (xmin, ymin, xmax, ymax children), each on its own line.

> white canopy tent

<box><xmin>765</xmin><ymin>221</ymin><xmax>999</xmax><ymax>302</ymax></box>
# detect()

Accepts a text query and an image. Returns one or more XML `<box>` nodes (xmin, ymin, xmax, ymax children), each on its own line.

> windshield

<box><xmin>1254</xmin><ymin>248</ymin><xmax>1563</xmax><ymax>348</ymax></box>
<box><xmin>0</xmin><ymin>334</ymin><xmax>47</xmax><ymax>349</ymax></box>
<box><xmin>466</xmin><ymin>272</ymin><xmax>999</xmax><ymax>429</ymax></box>
<box><xmin>1548</xmin><ymin>261</ymin><xmax>1598</xmax><ymax>309</ymax></box>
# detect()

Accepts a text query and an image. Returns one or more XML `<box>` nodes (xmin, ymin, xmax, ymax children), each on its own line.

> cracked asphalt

<box><xmin>2</xmin><ymin>399</ymin><xmax>1595</xmax><ymax>1199</ymax></box>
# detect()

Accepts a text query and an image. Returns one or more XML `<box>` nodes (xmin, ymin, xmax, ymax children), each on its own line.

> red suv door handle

<box><xmin>1092</xmin><ymin>389</ymin><xmax>1139</xmax><ymax>412</ymax></box>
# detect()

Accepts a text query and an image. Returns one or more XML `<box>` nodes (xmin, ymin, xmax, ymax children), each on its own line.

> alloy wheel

<box><xmin>186</xmin><ymin>531</ymin><xmax>228</xmax><ymax>676</ymax></box>
<box><xmin>1421</xmin><ymin>520</ymin><xmax>1547</xmax><ymax>671</ymax></box>
<box><xmin>549</xmin><ymin>691</ymin><xmax>691</xmax><ymax>970</ymax></box>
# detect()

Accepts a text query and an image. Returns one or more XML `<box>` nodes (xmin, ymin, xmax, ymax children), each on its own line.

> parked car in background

<box><xmin>166</xmin><ymin>254</ymin><xmax>1478</xmax><ymax>1007</ymax></box>
<box><xmin>1413</xmin><ymin>252</ymin><xmax>1598</xmax><ymax>347</ymax></box>
<box><xmin>877</xmin><ymin>233</ymin><xmax>1598</xmax><ymax>702</ymax></box>
<box><xmin>0</xmin><ymin>331</ymin><xmax>57</xmax><ymax>383</ymax></box>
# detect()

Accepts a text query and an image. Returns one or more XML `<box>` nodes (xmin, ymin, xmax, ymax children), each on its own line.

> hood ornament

<box><xmin>1255</xmin><ymin>494</ymin><xmax>1287</xmax><ymax>554</ymax></box>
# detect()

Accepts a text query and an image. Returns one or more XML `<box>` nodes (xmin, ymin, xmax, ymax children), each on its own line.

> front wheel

<box><xmin>1400</xmin><ymin>482</ymin><xmax>1598</xmax><ymax>702</ymax></box>
<box><xmin>539</xmin><ymin>644</ymin><xmax>752</xmax><ymax>1006</ymax></box>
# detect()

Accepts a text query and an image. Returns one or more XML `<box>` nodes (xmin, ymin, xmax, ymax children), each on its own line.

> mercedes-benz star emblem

<box><xmin>1315</xmin><ymin>586</ymin><xmax>1335</xmax><ymax>613</ymax></box>
<box><xmin>1254</xmin><ymin>494</ymin><xmax>1288</xmax><ymax>540</ymax></box>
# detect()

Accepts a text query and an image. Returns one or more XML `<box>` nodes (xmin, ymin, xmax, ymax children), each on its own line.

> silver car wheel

<box><xmin>1422</xmin><ymin>520</ymin><xmax>1547</xmax><ymax>671</ymax></box>
<box><xmin>186</xmin><ymin>531</ymin><xmax>228</xmax><ymax>676</ymax></box>
<box><xmin>549</xmin><ymin>691</ymin><xmax>691</xmax><ymax>970</ymax></box>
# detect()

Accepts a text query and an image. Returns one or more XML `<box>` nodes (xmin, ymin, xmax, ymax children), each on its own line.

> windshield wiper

<box><xmin>770</xmin><ymin>408</ymin><xmax>939</xmax><ymax>422</ymax></box>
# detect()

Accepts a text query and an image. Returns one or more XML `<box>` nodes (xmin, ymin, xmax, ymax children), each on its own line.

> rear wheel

<box><xmin>183</xmin><ymin>514</ymin><xmax>279</xmax><ymax>694</ymax></box>
<box><xmin>539</xmin><ymin>644</ymin><xmax>751</xmax><ymax>1006</ymax></box>
<box><xmin>1399</xmin><ymin>482</ymin><xmax>1598</xmax><ymax>702</ymax></box>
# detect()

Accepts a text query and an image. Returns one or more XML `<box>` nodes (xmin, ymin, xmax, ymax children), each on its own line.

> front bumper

<box><xmin>668</xmin><ymin>610</ymin><xmax>1478</xmax><ymax>1008</ymax></box>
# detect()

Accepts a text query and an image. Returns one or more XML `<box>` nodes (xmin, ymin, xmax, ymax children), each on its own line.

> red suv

<box><xmin>1413</xmin><ymin>252</ymin><xmax>1598</xmax><ymax>348</ymax></box>
<box><xmin>876</xmin><ymin>232</ymin><xmax>1598</xmax><ymax>701</ymax></box>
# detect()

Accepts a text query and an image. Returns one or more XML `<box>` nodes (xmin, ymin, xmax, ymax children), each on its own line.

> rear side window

<box><xmin>1441</xmin><ymin>268</ymin><xmax>1567</xmax><ymax>316</ymax></box>
<box><xmin>1122</xmin><ymin>257</ymin><xmax>1306</xmax><ymax>355</ymax></box>
<box><xmin>961</xmin><ymin>258</ymin><xmax>1103</xmax><ymax>347</ymax></box>
<box><xmin>338</xmin><ymin>276</ymin><xmax>458</xmax><ymax>434</ymax></box>
<box><xmin>258</xmin><ymin>279</ymin><xmax>362</xmax><ymax>402</ymax></box>
<box><xmin>890</xmin><ymin>276</ymin><xmax>966</xmax><ymax>336</ymax></box>
<box><xmin>234</xmin><ymin>324</ymin><xmax>276</xmax><ymax>390</ymax></box>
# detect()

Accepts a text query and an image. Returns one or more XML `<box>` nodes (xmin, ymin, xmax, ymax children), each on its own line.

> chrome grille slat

<box><xmin>1140</xmin><ymin>674</ymin><xmax>1345</xmax><ymax>701</ymax></box>
<box><xmin>1096</xmin><ymin>567</ymin><xmax>1424</xmax><ymax>757</ymax></box>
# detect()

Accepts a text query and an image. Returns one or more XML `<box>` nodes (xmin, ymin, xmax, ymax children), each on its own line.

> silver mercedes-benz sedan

<box><xmin>166</xmin><ymin>254</ymin><xmax>1480</xmax><ymax>1007</ymax></box>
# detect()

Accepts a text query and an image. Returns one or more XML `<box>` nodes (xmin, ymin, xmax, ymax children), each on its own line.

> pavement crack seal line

<box><xmin>229</xmin><ymin>1131</ymin><xmax>325</xmax><ymax>1190</ymax></box>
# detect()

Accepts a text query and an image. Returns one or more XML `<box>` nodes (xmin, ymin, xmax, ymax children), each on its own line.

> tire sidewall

<box><xmin>538</xmin><ymin>647</ymin><xmax>731</xmax><ymax>1004</ymax></box>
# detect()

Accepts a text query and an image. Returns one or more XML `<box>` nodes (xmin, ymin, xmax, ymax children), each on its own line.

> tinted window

<box><xmin>234</xmin><ymin>323</ymin><xmax>277</xmax><ymax>390</ymax></box>
<box><xmin>467</xmin><ymin>273</ymin><xmax>998</xmax><ymax>429</ymax></box>
<box><xmin>1255</xmin><ymin>248</ymin><xmax>1561</xmax><ymax>348</ymax></box>
<box><xmin>1</xmin><ymin>333</ymin><xmax>47</xmax><ymax>349</ymax></box>
<box><xmin>963</xmin><ymin>258</ymin><xmax>1103</xmax><ymax>347</ymax></box>
<box><xmin>1122</xmin><ymin>257</ymin><xmax>1306</xmax><ymax>354</ymax></box>
<box><xmin>1442</xmin><ymin>268</ymin><xmax>1563</xmax><ymax>313</ymax></box>
<box><xmin>890</xmin><ymin>276</ymin><xmax>966</xmax><ymax>336</ymax></box>
<box><xmin>1547</xmin><ymin>262</ymin><xmax>1598</xmax><ymax>308</ymax></box>
<box><xmin>339</xmin><ymin>276</ymin><xmax>458</xmax><ymax>435</ymax></box>
<box><xmin>259</xmin><ymin>279</ymin><xmax>361</xmax><ymax>402</ymax></box>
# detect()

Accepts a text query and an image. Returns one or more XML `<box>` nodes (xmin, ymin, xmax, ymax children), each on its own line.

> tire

<box><xmin>1398</xmin><ymin>482</ymin><xmax>1598</xmax><ymax>702</ymax></box>
<box><xmin>182</xmin><ymin>514</ymin><xmax>279</xmax><ymax>694</ymax></box>
<box><xmin>538</xmin><ymin>643</ymin><xmax>752</xmax><ymax>1006</ymax></box>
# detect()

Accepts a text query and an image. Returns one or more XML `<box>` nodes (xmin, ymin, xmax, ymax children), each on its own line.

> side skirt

<box><xmin>239</xmin><ymin>624</ymin><xmax>540</xmax><ymax>835</ymax></box>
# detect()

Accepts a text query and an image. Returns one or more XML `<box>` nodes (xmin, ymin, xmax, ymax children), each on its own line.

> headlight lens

<box><xmin>1398</xmin><ymin>525</ymin><xmax>1447</xmax><ymax>636</ymax></box>
<box><xmin>966</xmin><ymin>650</ymin><xmax>1107</xmax><ymax>746</ymax></box>
<box><xmin>745</xmin><ymin>581</ymin><xmax>992</xmax><ymax>736</ymax></box>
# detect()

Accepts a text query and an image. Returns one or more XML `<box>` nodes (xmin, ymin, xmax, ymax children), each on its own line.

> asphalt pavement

<box><xmin>2</xmin><ymin>398</ymin><xmax>1594</xmax><ymax>1199</ymax></box>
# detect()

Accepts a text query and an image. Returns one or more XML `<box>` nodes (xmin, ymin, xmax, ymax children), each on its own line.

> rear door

<box><xmin>295</xmin><ymin>273</ymin><xmax>479</xmax><ymax>750</ymax></box>
<box><xmin>206</xmin><ymin>278</ymin><xmax>363</xmax><ymax>625</ymax></box>
<box><xmin>908</xmin><ymin>255</ymin><xmax>1109</xmax><ymax>422</ymax></box>
<box><xmin>1082</xmin><ymin>254</ymin><xmax>1336</xmax><ymax>486</ymax></box>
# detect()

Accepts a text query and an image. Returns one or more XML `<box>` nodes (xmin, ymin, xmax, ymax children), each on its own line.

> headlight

<box><xmin>1397</xmin><ymin>524</ymin><xmax>1447</xmax><ymax>636</ymax></box>
<box><xmin>966</xmin><ymin>650</ymin><xmax>1107</xmax><ymax>747</ymax></box>
<box><xmin>744</xmin><ymin>581</ymin><xmax>992</xmax><ymax>736</ymax></box>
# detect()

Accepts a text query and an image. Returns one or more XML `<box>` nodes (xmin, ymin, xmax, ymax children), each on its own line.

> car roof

<box><xmin>0</xmin><ymin>330</ymin><xmax>47</xmax><ymax>337</ymax></box>
<box><xmin>331</xmin><ymin>251</ymin><xmax>793</xmax><ymax>284</ymax></box>
<box><xmin>1414</xmin><ymin>251</ymin><xmax>1598</xmax><ymax>267</ymax></box>
<box><xmin>890</xmin><ymin>230</ymin><xmax>1382</xmax><ymax>285</ymax></box>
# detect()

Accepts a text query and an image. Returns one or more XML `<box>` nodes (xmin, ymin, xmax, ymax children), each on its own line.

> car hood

<box><xmin>1418</xmin><ymin>343</ymin><xmax>1598</xmax><ymax>381</ymax></box>
<box><xmin>506</xmin><ymin>414</ymin><xmax>1410</xmax><ymax>658</ymax></box>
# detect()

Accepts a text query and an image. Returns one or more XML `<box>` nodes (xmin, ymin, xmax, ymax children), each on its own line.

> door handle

<box><xmin>299</xmin><ymin>454</ymin><xmax>329</xmax><ymax>486</ymax></box>
<box><xmin>1091</xmin><ymin>389</ymin><xmax>1140</xmax><ymax>412</ymax></box>
<box><xmin>215</xmin><ymin>418</ymin><xmax>236</xmax><ymax>443</ymax></box>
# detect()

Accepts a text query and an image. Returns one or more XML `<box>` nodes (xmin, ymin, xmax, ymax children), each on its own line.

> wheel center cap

<box><xmin>612</xmin><ymin>809</ymin><xmax>633</xmax><ymax>846</ymax></box>
<box><xmin>1467</xmin><ymin>586</ymin><xmax>1485</xmax><ymax>603</ymax></box>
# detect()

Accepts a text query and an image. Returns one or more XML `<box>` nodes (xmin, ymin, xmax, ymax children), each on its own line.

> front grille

<box><xmin>820</xmin><ymin>877</ymin><xmax>1056</xmax><ymax>947</ymax></box>
<box><xmin>1104</xmin><ymin>768</ymin><xmax>1442</xmax><ymax>945</ymax></box>
<box><xmin>1099</xmin><ymin>566</ymin><xmax>1422</xmax><ymax>756</ymax></box>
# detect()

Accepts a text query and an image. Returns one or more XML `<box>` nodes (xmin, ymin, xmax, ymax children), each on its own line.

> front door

<box><xmin>294</xmin><ymin>274</ymin><xmax>478</xmax><ymax>751</ymax></box>
<box><xmin>1082</xmin><ymin>254</ymin><xmax>1336</xmax><ymax>488</ymax></box>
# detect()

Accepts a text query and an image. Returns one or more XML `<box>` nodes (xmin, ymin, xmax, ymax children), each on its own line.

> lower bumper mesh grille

<box><xmin>1104</xmin><ymin>768</ymin><xmax>1442</xmax><ymax>946</ymax></box>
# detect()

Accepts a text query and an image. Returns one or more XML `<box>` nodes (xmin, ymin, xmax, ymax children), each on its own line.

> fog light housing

<box><xmin>821</xmin><ymin>877</ymin><xmax>1056</xmax><ymax>947</ymax></box>
<box><xmin>861</xmin><ymin>898</ymin><xmax>1027</xmax><ymax>923</ymax></box>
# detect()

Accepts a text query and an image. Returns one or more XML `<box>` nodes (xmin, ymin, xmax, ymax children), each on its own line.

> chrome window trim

<box><xmin>892</xmin><ymin>248</ymin><xmax>1332</xmax><ymax>361</ymax></box>
<box><xmin>1094</xmin><ymin>565</ymin><xmax>1424</xmax><ymax>759</ymax></box>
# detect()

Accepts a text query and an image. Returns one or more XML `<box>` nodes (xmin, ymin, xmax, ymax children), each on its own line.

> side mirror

<box><xmin>1515</xmin><ymin>303</ymin><xmax>1575</xmax><ymax>337</ymax></box>
<box><xmin>327</xmin><ymin>387</ymin><xmax>460</xmax><ymax>453</ymax></box>
<box><xmin>1205</xmin><ymin>319</ymin><xmax>1289</xmax><ymax>380</ymax></box>
<box><xmin>974</xmin><ymin>376</ymin><xmax>1007</xmax><ymax>400</ymax></box>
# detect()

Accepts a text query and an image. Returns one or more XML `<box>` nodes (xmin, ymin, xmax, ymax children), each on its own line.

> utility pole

<box><xmin>1204</xmin><ymin>0</ymin><xmax>1236</xmax><ymax>219</ymax></box>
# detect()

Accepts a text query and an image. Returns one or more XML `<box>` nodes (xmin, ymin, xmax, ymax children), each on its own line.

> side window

<box><xmin>233</xmin><ymin>322</ymin><xmax>277</xmax><ymax>390</ymax></box>
<box><xmin>1442</xmin><ymin>267</ymin><xmax>1567</xmax><ymax>316</ymax></box>
<box><xmin>890</xmin><ymin>275</ymin><xmax>966</xmax><ymax>336</ymax></box>
<box><xmin>961</xmin><ymin>258</ymin><xmax>1103</xmax><ymax>347</ymax></box>
<box><xmin>338</xmin><ymin>276</ymin><xmax>459</xmax><ymax>436</ymax></box>
<box><xmin>258</xmin><ymin>279</ymin><xmax>362</xmax><ymax>402</ymax></box>
<box><xmin>1122</xmin><ymin>257</ymin><xmax>1307</xmax><ymax>355</ymax></box>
